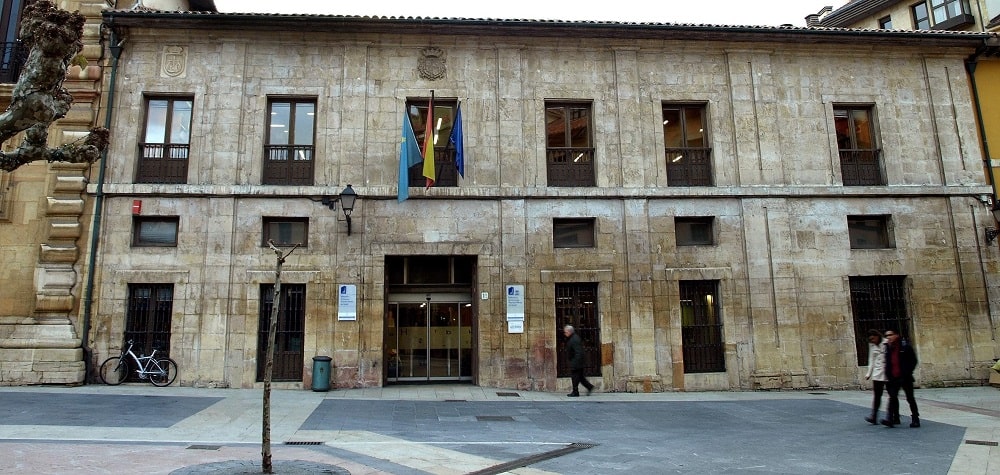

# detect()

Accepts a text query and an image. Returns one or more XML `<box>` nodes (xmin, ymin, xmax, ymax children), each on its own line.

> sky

<box><xmin>211</xmin><ymin>1</ymin><xmax>851</xmax><ymax>27</ymax></box>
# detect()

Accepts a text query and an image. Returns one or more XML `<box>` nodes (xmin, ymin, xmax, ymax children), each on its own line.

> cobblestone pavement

<box><xmin>0</xmin><ymin>384</ymin><xmax>997</xmax><ymax>474</ymax></box>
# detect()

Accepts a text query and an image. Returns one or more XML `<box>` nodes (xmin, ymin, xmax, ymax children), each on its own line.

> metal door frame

<box><xmin>386</xmin><ymin>292</ymin><xmax>473</xmax><ymax>383</ymax></box>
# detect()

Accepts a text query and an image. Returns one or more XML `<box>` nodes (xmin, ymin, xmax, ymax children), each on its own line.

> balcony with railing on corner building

<box><xmin>0</xmin><ymin>41</ymin><xmax>28</xmax><ymax>85</ymax></box>
<box><xmin>839</xmin><ymin>148</ymin><xmax>885</xmax><ymax>186</ymax></box>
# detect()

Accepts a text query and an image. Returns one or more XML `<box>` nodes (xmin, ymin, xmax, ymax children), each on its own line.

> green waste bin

<box><xmin>312</xmin><ymin>356</ymin><xmax>332</xmax><ymax>392</ymax></box>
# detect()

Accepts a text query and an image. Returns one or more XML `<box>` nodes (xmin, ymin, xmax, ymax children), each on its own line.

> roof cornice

<box><xmin>818</xmin><ymin>0</ymin><xmax>901</xmax><ymax>27</ymax></box>
<box><xmin>101</xmin><ymin>10</ymin><xmax>991</xmax><ymax>48</ymax></box>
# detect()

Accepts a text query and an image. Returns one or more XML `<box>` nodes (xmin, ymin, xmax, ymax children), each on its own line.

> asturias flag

<box><xmin>398</xmin><ymin>111</ymin><xmax>423</xmax><ymax>202</ymax></box>
<box><xmin>422</xmin><ymin>96</ymin><xmax>436</xmax><ymax>188</ymax></box>
<box><xmin>449</xmin><ymin>103</ymin><xmax>464</xmax><ymax>178</ymax></box>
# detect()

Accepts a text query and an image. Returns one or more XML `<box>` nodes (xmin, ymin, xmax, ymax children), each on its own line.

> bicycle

<box><xmin>99</xmin><ymin>340</ymin><xmax>178</xmax><ymax>387</ymax></box>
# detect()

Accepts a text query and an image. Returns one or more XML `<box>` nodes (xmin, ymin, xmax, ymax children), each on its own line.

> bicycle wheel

<box><xmin>149</xmin><ymin>358</ymin><xmax>178</xmax><ymax>387</ymax></box>
<box><xmin>99</xmin><ymin>356</ymin><xmax>128</xmax><ymax>385</ymax></box>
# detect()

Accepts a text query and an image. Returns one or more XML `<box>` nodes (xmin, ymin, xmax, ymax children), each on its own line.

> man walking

<box><xmin>881</xmin><ymin>329</ymin><xmax>920</xmax><ymax>428</ymax></box>
<box><xmin>564</xmin><ymin>325</ymin><xmax>594</xmax><ymax>397</ymax></box>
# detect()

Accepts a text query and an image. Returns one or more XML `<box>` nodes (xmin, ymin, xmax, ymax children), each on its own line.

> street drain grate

<box><xmin>965</xmin><ymin>440</ymin><xmax>999</xmax><ymax>446</ymax></box>
<box><xmin>445</xmin><ymin>399</ymin><xmax>467</xmax><ymax>402</ymax></box>
<box><xmin>476</xmin><ymin>415</ymin><xmax>515</xmax><ymax>422</ymax></box>
<box><xmin>808</xmin><ymin>392</ymin><xmax>829</xmax><ymax>395</ymax></box>
<box><xmin>467</xmin><ymin>442</ymin><xmax>598</xmax><ymax>475</ymax></box>
<box><xmin>284</xmin><ymin>441</ymin><xmax>323</xmax><ymax>446</ymax></box>
<box><xmin>496</xmin><ymin>392</ymin><xmax>520</xmax><ymax>397</ymax></box>
<box><xmin>186</xmin><ymin>445</ymin><xmax>221</xmax><ymax>450</ymax></box>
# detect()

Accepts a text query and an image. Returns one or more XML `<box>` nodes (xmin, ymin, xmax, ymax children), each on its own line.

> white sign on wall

<box><xmin>505</xmin><ymin>285</ymin><xmax>524</xmax><ymax>321</ymax></box>
<box><xmin>338</xmin><ymin>284</ymin><xmax>357</xmax><ymax>321</ymax></box>
<box><xmin>508</xmin><ymin>320</ymin><xmax>524</xmax><ymax>333</ymax></box>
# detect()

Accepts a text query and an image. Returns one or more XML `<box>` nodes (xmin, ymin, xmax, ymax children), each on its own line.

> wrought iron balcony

<box><xmin>263</xmin><ymin>144</ymin><xmax>314</xmax><ymax>186</ymax></box>
<box><xmin>839</xmin><ymin>149</ymin><xmax>885</xmax><ymax>186</ymax></box>
<box><xmin>546</xmin><ymin>147</ymin><xmax>595</xmax><ymax>187</ymax></box>
<box><xmin>135</xmin><ymin>143</ymin><xmax>190</xmax><ymax>184</ymax></box>
<box><xmin>0</xmin><ymin>41</ymin><xmax>27</xmax><ymax>84</ymax></box>
<box><xmin>665</xmin><ymin>147</ymin><xmax>713</xmax><ymax>186</ymax></box>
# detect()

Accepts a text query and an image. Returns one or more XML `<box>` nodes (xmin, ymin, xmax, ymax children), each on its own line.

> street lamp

<box><xmin>319</xmin><ymin>184</ymin><xmax>359</xmax><ymax>236</ymax></box>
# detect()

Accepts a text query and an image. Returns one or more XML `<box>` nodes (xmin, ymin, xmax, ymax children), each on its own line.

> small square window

<box><xmin>878</xmin><ymin>15</ymin><xmax>893</xmax><ymax>29</ymax></box>
<box><xmin>676</xmin><ymin>217</ymin><xmax>714</xmax><ymax>246</ymax></box>
<box><xmin>132</xmin><ymin>217</ymin><xmax>179</xmax><ymax>247</ymax></box>
<box><xmin>263</xmin><ymin>217</ymin><xmax>308</xmax><ymax>247</ymax></box>
<box><xmin>848</xmin><ymin>215</ymin><xmax>892</xmax><ymax>249</ymax></box>
<box><xmin>553</xmin><ymin>218</ymin><xmax>595</xmax><ymax>248</ymax></box>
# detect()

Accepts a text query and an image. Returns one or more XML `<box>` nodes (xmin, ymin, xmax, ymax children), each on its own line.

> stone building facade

<box><xmin>90</xmin><ymin>10</ymin><xmax>1000</xmax><ymax>392</ymax></box>
<box><xmin>0</xmin><ymin>0</ymin><xmax>108</xmax><ymax>385</ymax></box>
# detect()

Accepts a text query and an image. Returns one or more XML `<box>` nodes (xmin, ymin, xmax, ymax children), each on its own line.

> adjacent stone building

<box><xmin>0</xmin><ymin>0</ymin><xmax>108</xmax><ymax>385</ymax></box>
<box><xmin>89</xmin><ymin>8</ymin><xmax>1000</xmax><ymax>392</ymax></box>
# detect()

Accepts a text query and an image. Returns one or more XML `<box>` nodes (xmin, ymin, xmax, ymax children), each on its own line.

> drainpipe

<box><xmin>965</xmin><ymin>41</ymin><xmax>998</xmax><ymax>210</ymax></box>
<box><xmin>81</xmin><ymin>23</ymin><xmax>124</xmax><ymax>382</ymax></box>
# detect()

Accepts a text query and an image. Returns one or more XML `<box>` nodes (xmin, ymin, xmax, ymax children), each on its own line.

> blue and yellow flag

<box><xmin>398</xmin><ymin>112</ymin><xmax>423</xmax><ymax>202</ymax></box>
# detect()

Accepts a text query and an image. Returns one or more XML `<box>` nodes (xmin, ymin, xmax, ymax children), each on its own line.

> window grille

<box><xmin>257</xmin><ymin>284</ymin><xmax>306</xmax><ymax>382</ymax></box>
<box><xmin>680</xmin><ymin>280</ymin><xmax>725</xmax><ymax>373</ymax></box>
<box><xmin>849</xmin><ymin>276</ymin><xmax>911</xmax><ymax>366</ymax></box>
<box><xmin>555</xmin><ymin>283</ymin><xmax>601</xmax><ymax>378</ymax></box>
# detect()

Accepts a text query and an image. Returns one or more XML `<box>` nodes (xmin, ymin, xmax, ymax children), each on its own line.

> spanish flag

<box><xmin>422</xmin><ymin>94</ymin><xmax>436</xmax><ymax>188</ymax></box>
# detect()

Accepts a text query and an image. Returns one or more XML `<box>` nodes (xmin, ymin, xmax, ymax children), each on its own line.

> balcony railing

<box><xmin>546</xmin><ymin>147</ymin><xmax>595</xmax><ymax>187</ymax></box>
<box><xmin>839</xmin><ymin>149</ymin><xmax>885</xmax><ymax>186</ymax></box>
<box><xmin>0</xmin><ymin>41</ymin><xmax>28</xmax><ymax>84</ymax></box>
<box><xmin>406</xmin><ymin>148</ymin><xmax>459</xmax><ymax>187</ymax></box>
<box><xmin>135</xmin><ymin>143</ymin><xmax>189</xmax><ymax>184</ymax></box>
<box><xmin>665</xmin><ymin>147</ymin><xmax>713</xmax><ymax>186</ymax></box>
<box><xmin>263</xmin><ymin>144</ymin><xmax>314</xmax><ymax>186</ymax></box>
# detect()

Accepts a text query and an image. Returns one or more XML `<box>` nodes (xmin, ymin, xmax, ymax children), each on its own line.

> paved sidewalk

<box><xmin>0</xmin><ymin>384</ymin><xmax>997</xmax><ymax>474</ymax></box>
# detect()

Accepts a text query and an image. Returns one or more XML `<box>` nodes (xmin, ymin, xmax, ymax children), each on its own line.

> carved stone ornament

<box><xmin>417</xmin><ymin>47</ymin><xmax>446</xmax><ymax>81</ymax></box>
<box><xmin>161</xmin><ymin>45</ymin><xmax>187</xmax><ymax>78</ymax></box>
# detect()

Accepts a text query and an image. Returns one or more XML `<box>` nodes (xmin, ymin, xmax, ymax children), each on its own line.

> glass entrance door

<box><xmin>386</xmin><ymin>295</ymin><xmax>473</xmax><ymax>382</ymax></box>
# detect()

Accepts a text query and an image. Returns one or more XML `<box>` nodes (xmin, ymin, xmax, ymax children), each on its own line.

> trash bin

<box><xmin>312</xmin><ymin>356</ymin><xmax>332</xmax><ymax>392</ymax></box>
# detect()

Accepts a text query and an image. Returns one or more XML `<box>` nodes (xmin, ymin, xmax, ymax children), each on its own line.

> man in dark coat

<box><xmin>881</xmin><ymin>329</ymin><xmax>920</xmax><ymax>428</ymax></box>
<box><xmin>564</xmin><ymin>325</ymin><xmax>594</xmax><ymax>397</ymax></box>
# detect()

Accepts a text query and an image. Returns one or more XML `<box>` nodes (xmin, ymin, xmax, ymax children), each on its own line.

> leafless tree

<box><xmin>261</xmin><ymin>240</ymin><xmax>299</xmax><ymax>473</ymax></box>
<box><xmin>0</xmin><ymin>0</ymin><xmax>108</xmax><ymax>172</ymax></box>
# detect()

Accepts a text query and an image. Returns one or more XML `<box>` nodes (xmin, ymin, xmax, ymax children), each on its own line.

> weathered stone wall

<box><xmin>89</xmin><ymin>24</ymin><xmax>1000</xmax><ymax>391</ymax></box>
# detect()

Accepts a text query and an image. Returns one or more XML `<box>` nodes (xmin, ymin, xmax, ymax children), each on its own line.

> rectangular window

<box><xmin>878</xmin><ymin>16</ymin><xmax>893</xmax><ymax>29</ymax></box>
<box><xmin>929</xmin><ymin>0</ymin><xmax>974</xmax><ymax>28</ymax></box>
<box><xmin>257</xmin><ymin>283</ymin><xmax>306</xmax><ymax>382</ymax></box>
<box><xmin>680</xmin><ymin>280</ymin><xmax>725</xmax><ymax>373</ymax></box>
<box><xmin>0</xmin><ymin>0</ymin><xmax>27</xmax><ymax>83</ymax></box>
<box><xmin>555</xmin><ymin>283</ymin><xmax>601</xmax><ymax>378</ymax></box>
<box><xmin>848</xmin><ymin>215</ymin><xmax>893</xmax><ymax>249</ymax></box>
<box><xmin>912</xmin><ymin>2</ymin><xmax>931</xmax><ymax>29</ymax></box>
<box><xmin>553</xmin><ymin>218</ymin><xmax>596</xmax><ymax>248</ymax></box>
<box><xmin>545</xmin><ymin>102</ymin><xmax>595</xmax><ymax>187</ymax></box>
<box><xmin>136</xmin><ymin>96</ymin><xmax>193</xmax><ymax>184</ymax></box>
<box><xmin>263</xmin><ymin>98</ymin><xmax>315</xmax><ymax>185</ymax></box>
<box><xmin>404</xmin><ymin>98</ymin><xmax>460</xmax><ymax>187</ymax></box>
<box><xmin>849</xmin><ymin>276</ymin><xmax>911</xmax><ymax>366</ymax></box>
<box><xmin>263</xmin><ymin>217</ymin><xmax>308</xmax><ymax>247</ymax></box>
<box><xmin>664</xmin><ymin>103</ymin><xmax>713</xmax><ymax>186</ymax></box>
<box><xmin>834</xmin><ymin>105</ymin><xmax>884</xmax><ymax>186</ymax></box>
<box><xmin>675</xmin><ymin>217</ymin><xmax>715</xmax><ymax>246</ymax></box>
<box><xmin>132</xmin><ymin>216</ymin><xmax>179</xmax><ymax>247</ymax></box>
<box><xmin>125</xmin><ymin>283</ymin><xmax>174</xmax><ymax>361</ymax></box>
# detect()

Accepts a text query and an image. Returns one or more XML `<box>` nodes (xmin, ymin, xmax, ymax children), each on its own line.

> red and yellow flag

<box><xmin>422</xmin><ymin>95</ymin><xmax>436</xmax><ymax>188</ymax></box>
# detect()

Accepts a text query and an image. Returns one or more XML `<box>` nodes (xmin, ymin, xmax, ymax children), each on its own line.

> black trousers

<box><xmin>870</xmin><ymin>380</ymin><xmax>886</xmax><ymax>416</ymax></box>
<box><xmin>571</xmin><ymin>368</ymin><xmax>593</xmax><ymax>394</ymax></box>
<box><xmin>887</xmin><ymin>377</ymin><xmax>919</xmax><ymax>420</ymax></box>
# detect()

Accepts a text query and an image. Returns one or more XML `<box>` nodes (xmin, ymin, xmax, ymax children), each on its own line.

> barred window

<box><xmin>680</xmin><ymin>280</ymin><xmax>725</xmax><ymax>373</ymax></box>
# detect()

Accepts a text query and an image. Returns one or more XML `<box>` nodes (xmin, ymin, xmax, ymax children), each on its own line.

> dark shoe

<box><xmin>892</xmin><ymin>416</ymin><xmax>901</xmax><ymax>425</ymax></box>
<box><xmin>909</xmin><ymin>417</ymin><xmax>920</xmax><ymax>428</ymax></box>
<box><xmin>880</xmin><ymin>419</ymin><xmax>895</xmax><ymax>428</ymax></box>
<box><xmin>865</xmin><ymin>416</ymin><xmax>877</xmax><ymax>424</ymax></box>
<box><xmin>567</xmin><ymin>393</ymin><xmax>579</xmax><ymax>397</ymax></box>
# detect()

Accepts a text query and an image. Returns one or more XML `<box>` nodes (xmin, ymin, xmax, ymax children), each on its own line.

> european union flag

<box><xmin>449</xmin><ymin>103</ymin><xmax>464</xmax><ymax>178</ymax></box>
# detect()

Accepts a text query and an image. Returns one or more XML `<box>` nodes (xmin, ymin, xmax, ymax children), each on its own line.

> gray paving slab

<box><xmin>0</xmin><ymin>391</ymin><xmax>222</xmax><ymax>427</ymax></box>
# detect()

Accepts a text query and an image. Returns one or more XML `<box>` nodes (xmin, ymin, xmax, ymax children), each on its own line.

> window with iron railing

<box><xmin>849</xmin><ymin>276</ymin><xmax>911</xmax><ymax>366</ymax></box>
<box><xmin>137</xmin><ymin>97</ymin><xmax>193</xmax><ymax>184</ymax></box>
<box><xmin>263</xmin><ymin>99</ymin><xmax>315</xmax><ymax>186</ymax></box>
<box><xmin>404</xmin><ymin>99</ymin><xmax>460</xmax><ymax>187</ymax></box>
<box><xmin>546</xmin><ymin>103</ymin><xmax>595</xmax><ymax>187</ymax></box>
<box><xmin>664</xmin><ymin>104</ymin><xmax>713</xmax><ymax>186</ymax></box>
<box><xmin>679</xmin><ymin>280</ymin><xmax>725</xmax><ymax>373</ymax></box>
<box><xmin>834</xmin><ymin>106</ymin><xmax>885</xmax><ymax>186</ymax></box>
<box><xmin>124</xmin><ymin>283</ymin><xmax>174</xmax><ymax>364</ymax></box>
<box><xmin>0</xmin><ymin>40</ymin><xmax>27</xmax><ymax>84</ymax></box>
<box><xmin>555</xmin><ymin>283</ymin><xmax>601</xmax><ymax>378</ymax></box>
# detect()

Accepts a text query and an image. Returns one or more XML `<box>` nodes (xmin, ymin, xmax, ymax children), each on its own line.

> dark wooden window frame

<box><xmin>553</xmin><ymin>218</ymin><xmax>596</xmax><ymax>248</ymax></box>
<box><xmin>679</xmin><ymin>280</ymin><xmax>725</xmax><ymax>373</ymax></box>
<box><xmin>878</xmin><ymin>15</ymin><xmax>893</xmax><ymax>29</ymax></box>
<box><xmin>136</xmin><ymin>96</ymin><xmax>193</xmax><ymax>184</ymax></box>
<box><xmin>263</xmin><ymin>97</ymin><xmax>316</xmax><ymax>186</ymax></box>
<box><xmin>911</xmin><ymin>1</ymin><xmax>931</xmax><ymax>29</ymax></box>
<box><xmin>132</xmin><ymin>216</ymin><xmax>180</xmax><ymax>247</ymax></box>
<box><xmin>834</xmin><ymin>105</ymin><xmax>885</xmax><ymax>186</ymax></box>
<box><xmin>848</xmin><ymin>215</ymin><xmax>893</xmax><ymax>249</ymax></box>
<box><xmin>262</xmin><ymin>217</ymin><xmax>308</xmax><ymax>247</ymax></box>
<box><xmin>675</xmin><ymin>216</ymin><xmax>715</xmax><ymax>246</ymax></box>
<box><xmin>405</xmin><ymin>98</ymin><xmax>460</xmax><ymax>187</ymax></box>
<box><xmin>663</xmin><ymin>103</ymin><xmax>713</xmax><ymax>187</ymax></box>
<box><xmin>545</xmin><ymin>101</ymin><xmax>595</xmax><ymax>187</ymax></box>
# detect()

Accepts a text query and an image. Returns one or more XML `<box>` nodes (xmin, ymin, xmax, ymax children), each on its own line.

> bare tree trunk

<box><xmin>0</xmin><ymin>0</ymin><xmax>107</xmax><ymax>172</ymax></box>
<box><xmin>262</xmin><ymin>241</ymin><xmax>298</xmax><ymax>474</ymax></box>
